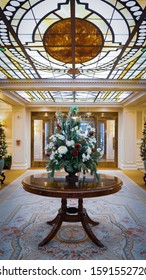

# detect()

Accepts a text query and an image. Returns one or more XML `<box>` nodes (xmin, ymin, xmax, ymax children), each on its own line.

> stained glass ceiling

<box><xmin>15</xmin><ymin>91</ymin><xmax>132</xmax><ymax>103</ymax></box>
<box><xmin>0</xmin><ymin>0</ymin><xmax>146</xmax><ymax>104</ymax></box>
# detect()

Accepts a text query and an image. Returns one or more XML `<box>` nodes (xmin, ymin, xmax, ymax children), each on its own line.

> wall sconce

<box><xmin>16</xmin><ymin>140</ymin><xmax>21</xmax><ymax>146</ymax></box>
<box><xmin>0</xmin><ymin>120</ymin><xmax>6</xmax><ymax>127</ymax></box>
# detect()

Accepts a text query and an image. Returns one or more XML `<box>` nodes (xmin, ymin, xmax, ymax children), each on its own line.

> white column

<box><xmin>34</xmin><ymin>119</ymin><xmax>43</xmax><ymax>160</ymax></box>
<box><xmin>120</xmin><ymin>109</ymin><xmax>137</xmax><ymax>170</ymax></box>
<box><xmin>11</xmin><ymin>106</ymin><xmax>30</xmax><ymax>170</ymax></box>
<box><xmin>136</xmin><ymin>111</ymin><xmax>143</xmax><ymax>169</ymax></box>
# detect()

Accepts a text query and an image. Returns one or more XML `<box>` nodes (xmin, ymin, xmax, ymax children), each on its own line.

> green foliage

<box><xmin>0</xmin><ymin>123</ymin><xmax>7</xmax><ymax>159</ymax></box>
<box><xmin>140</xmin><ymin>122</ymin><xmax>146</xmax><ymax>160</ymax></box>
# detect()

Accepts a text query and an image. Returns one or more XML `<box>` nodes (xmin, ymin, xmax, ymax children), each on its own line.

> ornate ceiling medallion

<box><xmin>43</xmin><ymin>18</ymin><xmax>103</xmax><ymax>64</ymax></box>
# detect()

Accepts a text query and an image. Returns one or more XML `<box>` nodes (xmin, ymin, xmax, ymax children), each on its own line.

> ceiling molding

<box><xmin>0</xmin><ymin>91</ymin><xmax>25</xmax><ymax>106</ymax></box>
<box><xmin>0</xmin><ymin>79</ymin><xmax>146</xmax><ymax>91</ymax></box>
<box><xmin>123</xmin><ymin>92</ymin><xmax>146</xmax><ymax>107</ymax></box>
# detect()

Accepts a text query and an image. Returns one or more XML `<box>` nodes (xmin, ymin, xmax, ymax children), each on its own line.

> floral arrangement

<box><xmin>46</xmin><ymin>107</ymin><xmax>103</xmax><ymax>179</ymax></box>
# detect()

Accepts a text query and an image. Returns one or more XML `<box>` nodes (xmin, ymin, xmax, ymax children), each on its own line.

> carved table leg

<box><xmin>39</xmin><ymin>198</ymin><xmax>67</xmax><ymax>247</ymax></box>
<box><xmin>47</xmin><ymin>214</ymin><xmax>60</xmax><ymax>225</ymax></box>
<box><xmin>78</xmin><ymin>198</ymin><xmax>104</xmax><ymax>248</ymax></box>
<box><xmin>83</xmin><ymin>209</ymin><xmax>99</xmax><ymax>226</ymax></box>
<box><xmin>81</xmin><ymin>212</ymin><xmax>104</xmax><ymax>248</ymax></box>
<box><xmin>39</xmin><ymin>214</ymin><xmax>63</xmax><ymax>247</ymax></box>
<box><xmin>0</xmin><ymin>172</ymin><xmax>6</xmax><ymax>184</ymax></box>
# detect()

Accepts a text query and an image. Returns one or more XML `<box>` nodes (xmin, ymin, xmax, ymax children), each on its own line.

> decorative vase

<box><xmin>144</xmin><ymin>159</ymin><xmax>146</xmax><ymax>171</ymax></box>
<box><xmin>0</xmin><ymin>158</ymin><xmax>4</xmax><ymax>174</ymax></box>
<box><xmin>64</xmin><ymin>167</ymin><xmax>80</xmax><ymax>182</ymax></box>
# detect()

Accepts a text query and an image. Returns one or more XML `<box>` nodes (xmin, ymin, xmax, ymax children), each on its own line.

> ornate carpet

<box><xmin>0</xmin><ymin>170</ymin><xmax>146</xmax><ymax>260</ymax></box>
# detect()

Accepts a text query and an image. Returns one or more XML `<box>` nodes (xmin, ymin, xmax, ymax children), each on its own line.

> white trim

<box><xmin>11</xmin><ymin>163</ymin><xmax>29</xmax><ymax>170</ymax></box>
<box><xmin>120</xmin><ymin>163</ymin><xmax>138</xmax><ymax>170</ymax></box>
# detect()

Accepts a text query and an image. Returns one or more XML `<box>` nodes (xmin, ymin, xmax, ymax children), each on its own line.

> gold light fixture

<box><xmin>0</xmin><ymin>120</ymin><xmax>6</xmax><ymax>127</ymax></box>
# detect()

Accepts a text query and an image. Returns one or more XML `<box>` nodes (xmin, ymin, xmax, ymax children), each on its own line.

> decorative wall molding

<box><xmin>0</xmin><ymin>79</ymin><xmax>146</xmax><ymax>91</ymax></box>
<box><xmin>11</xmin><ymin>163</ymin><xmax>29</xmax><ymax>170</ymax></box>
<box><xmin>120</xmin><ymin>163</ymin><xmax>138</xmax><ymax>170</ymax></box>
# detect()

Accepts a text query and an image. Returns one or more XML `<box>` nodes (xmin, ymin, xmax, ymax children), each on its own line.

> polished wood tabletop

<box><xmin>22</xmin><ymin>172</ymin><xmax>122</xmax><ymax>198</ymax></box>
<box><xmin>22</xmin><ymin>172</ymin><xmax>123</xmax><ymax>248</ymax></box>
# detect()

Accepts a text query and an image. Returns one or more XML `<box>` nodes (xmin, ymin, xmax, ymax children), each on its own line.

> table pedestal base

<box><xmin>39</xmin><ymin>198</ymin><xmax>104</xmax><ymax>248</ymax></box>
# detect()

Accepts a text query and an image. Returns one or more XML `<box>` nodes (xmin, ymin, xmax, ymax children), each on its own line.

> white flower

<box><xmin>86</xmin><ymin>147</ymin><xmax>92</xmax><ymax>154</ymax></box>
<box><xmin>71</xmin><ymin>125</ymin><xmax>79</xmax><ymax>132</ymax></box>
<box><xmin>81</xmin><ymin>133</ymin><xmax>88</xmax><ymax>138</ymax></box>
<box><xmin>58</xmin><ymin>146</ymin><xmax>68</xmax><ymax>154</ymax></box>
<box><xmin>50</xmin><ymin>151</ymin><xmax>55</xmax><ymax>160</ymax></box>
<box><xmin>82</xmin><ymin>153</ymin><xmax>90</xmax><ymax>162</ymax></box>
<box><xmin>48</xmin><ymin>142</ymin><xmax>54</xmax><ymax>149</ymax></box>
<box><xmin>66</xmin><ymin>140</ymin><xmax>75</xmax><ymax>147</ymax></box>
<box><xmin>56</xmin><ymin>133</ymin><xmax>65</xmax><ymax>140</ymax></box>
<box><xmin>82</xmin><ymin>154</ymin><xmax>86</xmax><ymax>162</ymax></box>
<box><xmin>49</xmin><ymin>135</ymin><xmax>56</xmax><ymax>142</ymax></box>
<box><xmin>87</xmin><ymin>125</ymin><xmax>95</xmax><ymax>132</ymax></box>
<box><xmin>89</xmin><ymin>137</ymin><xmax>96</xmax><ymax>144</ymax></box>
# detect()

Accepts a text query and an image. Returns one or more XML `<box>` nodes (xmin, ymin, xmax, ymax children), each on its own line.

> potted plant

<box><xmin>140</xmin><ymin>122</ymin><xmax>146</xmax><ymax>170</ymax></box>
<box><xmin>0</xmin><ymin>122</ymin><xmax>7</xmax><ymax>173</ymax></box>
<box><xmin>4</xmin><ymin>154</ymin><xmax>12</xmax><ymax>169</ymax></box>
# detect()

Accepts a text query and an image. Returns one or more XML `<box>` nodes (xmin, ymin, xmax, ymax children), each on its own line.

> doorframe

<box><xmin>31</xmin><ymin>112</ymin><xmax>55</xmax><ymax>167</ymax></box>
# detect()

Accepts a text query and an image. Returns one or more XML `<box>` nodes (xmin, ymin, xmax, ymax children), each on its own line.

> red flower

<box><xmin>56</xmin><ymin>123</ymin><xmax>61</xmax><ymax>130</ymax></box>
<box><xmin>46</xmin><ymin>151</ymin><xmax>51</xmax><ymax>156</ymax></box>
<box><xmin>89</xmin><ymin>131</ymin><xmax>94</xmax><ymax>136</ymax></box>
<box><xmin>92</xmin><ymin>148</ymin><xmax>96</xmax><ymax>152</ymax></box>
<box><xmin>72</xmin><ymin>149</ymin><xmax>79</xmax><ymax>156</ymax></box>
<box><xmin>75</xmin><ymin>143</ymin><xmax>81</xmax><ymax>149</ymax></box>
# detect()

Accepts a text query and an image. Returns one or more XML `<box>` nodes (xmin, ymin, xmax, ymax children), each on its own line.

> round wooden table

<box><xmin>22</xmin><ymin>172</ymin><xmax>122</xmax><ymax>248</ymax></box>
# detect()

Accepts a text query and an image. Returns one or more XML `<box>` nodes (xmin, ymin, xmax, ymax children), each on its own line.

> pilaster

<box><xmin>11</xmin><ymin>106</ymin><xmax>30</xmax><ymax>170</ymax></box>
<box><xmin>120</xmin><ymin>109</ymin><xmax>137</xmax><ymax>170</ymax></box>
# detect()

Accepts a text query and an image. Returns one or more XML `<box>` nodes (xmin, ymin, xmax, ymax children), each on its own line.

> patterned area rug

<box><xmin>0</xmin><ymin>170</ymin><xmax>146</xmax><ymax>260</ymax></box>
